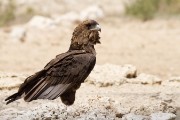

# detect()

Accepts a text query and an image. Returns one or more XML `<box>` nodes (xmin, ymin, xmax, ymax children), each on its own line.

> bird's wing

<box><xmin>19</xmin><ymin>50</ymin><xmax>86</xmax><ymax>94</ymax></box>
<box><xmin>44</xmin><ymin>50</ymin><xmax>86</xmax><ymax>70</ymax></box>
<box><xmin>5</xmin><ymin>50</ymin><xmax>89</xmax><ymax>104</ymax></box>
<box><xmin>24</xmin><ymin>53</ymin><xmax>96</xmax><ymax>101</ymax></box>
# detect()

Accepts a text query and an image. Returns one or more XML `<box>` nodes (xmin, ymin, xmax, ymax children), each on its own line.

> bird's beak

<box><xmin>90</xmin><ymin>24</ymin><xmax>101</xmax><ymax>32</ymax></box>
<box><xmin>95</xmin><ymin>24</ymin><xmax>101</xmax><ymax>32</ymax></box>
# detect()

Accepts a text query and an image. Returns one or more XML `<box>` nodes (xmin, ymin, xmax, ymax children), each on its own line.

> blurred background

<box><xmin>0</xmin><ymin>0</ymin><xmax>180</xmax><ymax>78</ymax></box>
<box><xmin>0</xmin><ymin>1</ymin><xmax>180</xmax><ymax>119</ymax></box>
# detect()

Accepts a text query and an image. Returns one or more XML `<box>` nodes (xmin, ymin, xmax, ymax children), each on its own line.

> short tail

<box><xmin>5</xmin><ymin>93</ymin><xmax>21</xmax><ymax>105</ymax></box>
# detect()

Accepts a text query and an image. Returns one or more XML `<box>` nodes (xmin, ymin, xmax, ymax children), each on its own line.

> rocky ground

<box><xmin>0</xmin><ymin>0</ymin><xmax>180</xmax><ymax>120</ymax></box>
<box><xmin>0</xmin><ymin>65</ymin><xmax>179</xmax><ymax>120</ymax></box>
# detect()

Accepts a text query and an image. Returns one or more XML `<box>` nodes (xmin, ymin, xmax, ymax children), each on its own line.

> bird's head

<box><xmin>70</xmin><ymin>20</ymin><xmax>101</xmax><ymax>50</ymax></box>
<box><xmin>81</xmin><ymin>20</ymin><xmax>101</xmax><ymax>33</ymax></box>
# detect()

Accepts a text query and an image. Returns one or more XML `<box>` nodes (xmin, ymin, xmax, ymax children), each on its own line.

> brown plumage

<box><xmin>5</xmin><ymin>20</ymin><xmax>101</xmax><ymax>105</ymax></box>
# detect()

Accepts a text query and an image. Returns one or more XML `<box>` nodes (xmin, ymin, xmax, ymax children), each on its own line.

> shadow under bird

<box><xmin>5</xmin><ymin>20</ymin><xmax>101</xmax><ymax>105</ymax></box>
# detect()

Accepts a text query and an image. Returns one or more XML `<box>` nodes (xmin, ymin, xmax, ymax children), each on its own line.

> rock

<box><xmin>150</xmin><ymin>112</ymin><xmax>176</xmax><ymax>120</ymax></box>
<box><xmin>2</xmin><ymin>96</ymin><xmax>117</xmax><ymax>119</ymax></box>
<box><xmin>0</xmin><ymin>92</ymin><xmax>177</xmax><ymax>120</ymax></box>
<box><xmin>131</xmin><ymin>102</ymin><xmax>176</xmax><ymax>116</ymax></box>
<box><xmin>158</xmin><ymin>93</ymin><xmax>173</xmax><ymax>103</ymax></box>
<box><xmin>120</xmin><ymin>64</ymin><xmax>137</xmax><ymax>78</ymax></box>
<box><xmin>86</xmin><ymin>64</ymin><xmax>137</xmax><ymax>87</ymax></box>
<box><xmin>10</xmin><ymin>27</ymin><xmax>26</xmax><ymax>42</ymax></box>
<box><xmin>54</xmin><ymin>12</ymin><xmax>80</xmax><ymax>25</ymax></box>
<box><xmin>54</xmin><ymin>5</ymin><xmax>104</xmax><ymax>25</ymax></box>
<box><xmin>0</xmin><ymin>108</ymin><xmax>20</xmax><ymax>120</ymax></box>
<box><xmin>162</xmin><ymin>77</ymin><xmax>180</xmax><ymax>87</ymax></box>
<box><xmin>0</xmin><ymin>72</ymin><xmax>26</xmax><ymax>90</ymax></box>
<box><xmin>115</xmin><ymin>105</ymin><xmax>131</xmax><ymax>118</ymax></box>
<box><xmin>27</xmin><ymin>15</ymin><xmax>56</xmax><ymax>29</ymax></box>
<box><xmin>122</xmin><ymin>113</ymin><xmax>149</xmax><ymax>120</ymax></box>
<box><xmin>80</xmin><ymin>5</ymin><xmax>104</xmax><ymax>21</ymax></box>
<box><xmin>127</xmin><ymin>73</ymin><xmax>162</xmax><ymax>85</ymax></box>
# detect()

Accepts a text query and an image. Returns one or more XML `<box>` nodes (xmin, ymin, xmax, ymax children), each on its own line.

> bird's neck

<box><xmin>69</xmin><ymin>44</ymin><xmax>96</xmax><ymax>55</ymax></box>
<box><xmin>84</xmin><ymin>44</ymin><xmax>96</xmax><ymax>55</ymax></box>
<box><xmin>69</xmin><ymin>30</ymin><xmax>99</xmax><ymax>55</ymax></box>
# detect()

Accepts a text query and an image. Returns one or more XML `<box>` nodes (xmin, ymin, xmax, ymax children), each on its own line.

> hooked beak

<box><xmin>95</xmin><ymin>24</ymin><xmax>101</xmax><ymax>32</ymax></box>
<box><xmin>90</xmin><ymin>24</ymin><xmax>101</xmax><ymax>32</ymax></box>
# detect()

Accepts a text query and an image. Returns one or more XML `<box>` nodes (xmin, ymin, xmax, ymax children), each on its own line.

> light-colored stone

<box><xmin>2</xmin><ymin>96</ymin><xmax>117</xmax><ymax>120</ymax></box>
<box><xmin>150</xmin><ymin>112</ymin><xmax>176</xmax><ymax>120</ymax></box>
<box><xmin>162</xmin><ymin>77</ymin><xmax>180</xmax><ymax>87</ymax></box>
<box><xmin>86</xmin><ymin>64</ymin><xmax>137</xmax><ymax>87</ymax></box>
<box><xmin>122</xmin><ymin>113</ymin><xmax>149</xmax><ymax>120</ymax></box>
<box><xmin>127</xmin><ymin>100</ymin><xmax>176</xmax><ymax>116</ymax></box>
<box><xmin>54</xmin><ymin>12</ymin><xmax>80</xmax><ymax>25</ymax></box>
<box><xmin>10</xmin><ymin>27</ymin><xmax>26</xmax><ymax>42</ymax></box>
<box><xmin>27</xmin><ymin>15</ymin><xmax>56</xmax><ymax>29</ymax></box>
<box><xmin>54</xmin><ymin>5</ymin><xmax>104</xmax><ymax>25</ymax></box>
<box><xmin>80</xmin><ymin>5</ymin><xmax>104</xmax><ymax>21</ymax></box>
<box><xmin>0</xmin><ymin>72</ymin><xmax>26</xmax><ymax>89</ymax></box>
<box><xmin>127</xmin><ymin>73</ymin><xmax>162</xmax><ymax>85</ymax></box>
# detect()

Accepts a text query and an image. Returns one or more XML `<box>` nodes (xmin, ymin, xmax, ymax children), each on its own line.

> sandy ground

<box><xmin>0</xmin><ymin>0</ymin><xmax>180</xmax><ymax>119</ymax></box>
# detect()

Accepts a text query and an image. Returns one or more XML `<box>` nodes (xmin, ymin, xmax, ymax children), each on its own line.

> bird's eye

<box><xmin>86</xmin><ymin>23</ymin><xmax>92</xmax><ymax>28</ymax></box>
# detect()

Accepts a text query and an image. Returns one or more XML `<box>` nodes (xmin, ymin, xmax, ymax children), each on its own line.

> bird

<box><xmin>5</xmin><ymin>20</ymin><xmax>101</xmax><ymax>105</ymax></box>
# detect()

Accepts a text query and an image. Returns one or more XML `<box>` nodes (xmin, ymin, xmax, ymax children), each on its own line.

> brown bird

<box><xmin>5</xmin><ymin>20</ymin><xmax>101</xmax><ymax>105</ymax></box>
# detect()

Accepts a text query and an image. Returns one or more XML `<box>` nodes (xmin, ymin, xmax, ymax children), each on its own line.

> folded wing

<box><xmin>24</xmin><ymin>52</ymin><xmax>96</xmax><ymax>101</ymax></box>
<box><xmin>5</xmin><ymin>51</ymin><xmax>96</xmax><ymax>104</ymax></box>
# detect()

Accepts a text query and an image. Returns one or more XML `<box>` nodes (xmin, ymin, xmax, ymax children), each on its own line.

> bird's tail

<box><xmin>5</xmin><ymin>70</ymin><xmax>46</xmax><ymax>105</ymax></box>
<box><xmin>5</xmin><ymin>92</ymin><xmax>21</xmax><ymax>104</ymax></box>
